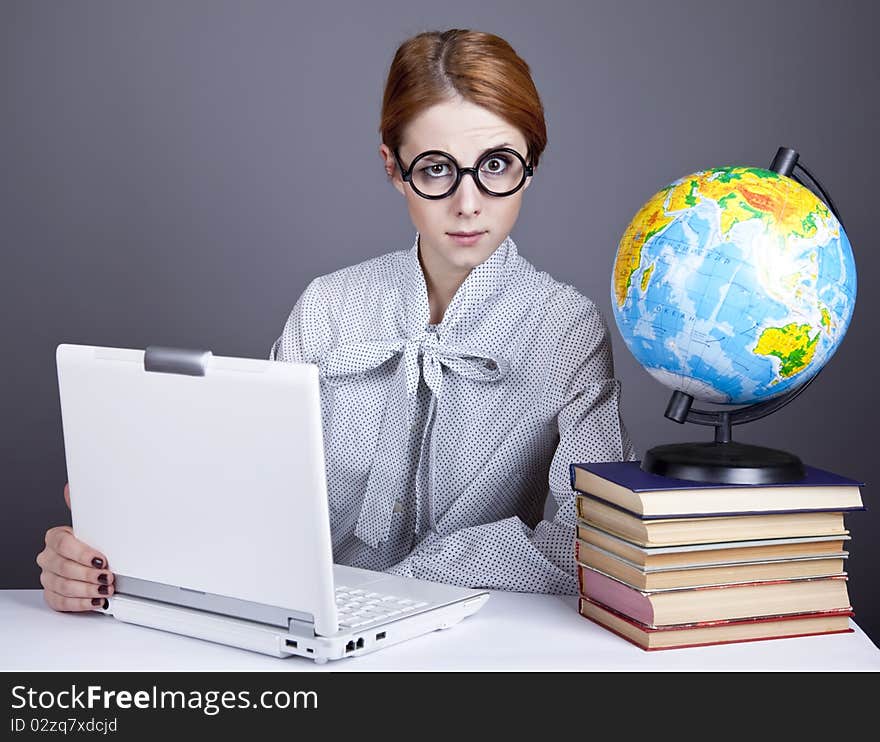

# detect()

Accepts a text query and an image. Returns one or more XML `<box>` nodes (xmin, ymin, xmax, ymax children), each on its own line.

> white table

<box><xmin>2</xmin><ymin>590</ymin><xmax>878</xmax><ymax>671</ymax></box>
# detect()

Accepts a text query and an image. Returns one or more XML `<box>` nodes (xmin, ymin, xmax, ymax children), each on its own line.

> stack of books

<box><xmin>569</xmin><ymin>461</ymin><xmax>865</xmax><ymax>651</ymax></box>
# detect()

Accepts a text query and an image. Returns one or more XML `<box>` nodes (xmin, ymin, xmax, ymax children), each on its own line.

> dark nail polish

<box><xmin>102</xmin><ymin>598</ymin><xmax>109</xmax><ymax>610</ymax></box>
<box><xmin>91</xmin><ymin>558</ymin><xmax>104</xmax><ymax>569</ymax></box>
<box><xmin>98</xmin><ymin>585</ymin><xmax>108</xmax><ymax>595</ymax></box>
<box><xmin>98</xmin><ymin>573</ymin><xmax>108</xmax><ymax>584</ymax></box>
<box><xmin>91</xmin><ymin>598</ymin><xmax>102</xmax><ymax>606</ymax></box>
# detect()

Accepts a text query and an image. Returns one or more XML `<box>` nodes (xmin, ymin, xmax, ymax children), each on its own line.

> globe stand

<box><xmin>640</xmin><ymin>147</ymin><xmax>845</xmax><ymax>484</ymax></box>
<box><xmin>642</xmin><ymin>392</ymin><xmax>807</xmax><ymax>484</ymax></box>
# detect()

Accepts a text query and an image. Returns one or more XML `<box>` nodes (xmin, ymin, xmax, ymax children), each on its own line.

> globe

<box><xmin>611</xmin><ymin>165</ymin><xmax>857</xmax><ymax>407</ymax></box>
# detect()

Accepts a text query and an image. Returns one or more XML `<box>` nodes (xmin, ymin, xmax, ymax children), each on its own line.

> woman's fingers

<box><xmin>36</xmin><ymin>548</ymin><xmax>114</xmax><ymax>586</ymax></box>
<box><xmin>63</xmin><ymin>482</ymin><xmax>71</xmax><ymax>510</ymax></box>
<box><xmin>39</xmin><ymin>519</ymin><xmax>115</xmax><ymax>614</ymax></box>
<box><xmin>39</xmin><ymin>570</ymin><xmax>115</xmax><ymax>600</ymax></box>
<box><xmin>42</xmin><ymin>588</ymin><xmax>106</xmax><ymax>613</ymax></box>
<box><xmin>44</xmin><ymin>526</ymin><xmax>109</xmax><ymax>571</ymax></box>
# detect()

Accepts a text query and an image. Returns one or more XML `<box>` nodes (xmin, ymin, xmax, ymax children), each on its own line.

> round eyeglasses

<box><xmin>393</xmin><ymin>147</ymin><xmax>534</xmax><ymax>199</ymax></box>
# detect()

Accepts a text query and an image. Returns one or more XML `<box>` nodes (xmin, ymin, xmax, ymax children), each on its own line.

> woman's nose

<box><xmin>452</xmin><ymin>172</ymin><xmax>483</xmax><ymax>214</ymax></box>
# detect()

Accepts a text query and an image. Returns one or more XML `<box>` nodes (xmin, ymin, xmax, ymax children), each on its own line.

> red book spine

<box><xmin>578</xmin><ymin>597</ymin><xmax>855</xmax><ymax>651</ymax></box>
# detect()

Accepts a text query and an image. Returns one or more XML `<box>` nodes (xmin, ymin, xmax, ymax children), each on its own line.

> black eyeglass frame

<box><xmin>392</xmin><ymin>146</ymin><xmax>534</xmax><ymax>200</ymax></box>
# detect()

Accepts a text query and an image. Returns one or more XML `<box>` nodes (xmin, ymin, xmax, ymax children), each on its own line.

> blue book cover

<box><xmin>569</xmin><ymin>461</ymin><xmax>864</xmax><ymax>493</ymax></box>
<box><xmin>570</xmin><ymin>461</ymin><xmax>866</xmax><ymax>520</ymax></box>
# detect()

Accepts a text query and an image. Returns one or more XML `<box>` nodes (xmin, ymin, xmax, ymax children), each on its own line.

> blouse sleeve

<box><xmin>268</xmin><ymin>277</ymin><xmax>335</xmax><ymax>364</ymax></box>
<box><xmin>384</xmin><ymin>293</ymin><xmax>638</xmax><ymax>593</ymax></box>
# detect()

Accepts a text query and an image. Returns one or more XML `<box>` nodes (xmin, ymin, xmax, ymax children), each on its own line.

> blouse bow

<box><xmin>319</xmin><ymin>332</ymin><xmax>510</xmax><ymax>548</ymax></box>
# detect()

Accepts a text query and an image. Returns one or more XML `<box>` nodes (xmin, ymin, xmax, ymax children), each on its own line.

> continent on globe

<box><xmin>754</xmin><ymin>323</ymin><xmax>820</xmax><ymax>381</ymax></box>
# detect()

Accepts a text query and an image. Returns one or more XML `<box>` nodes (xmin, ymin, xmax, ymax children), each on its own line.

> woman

<box><xmin>38</xmin><ymin>28</ymin><xmax>636</xmax><ymax>611</ymax></box>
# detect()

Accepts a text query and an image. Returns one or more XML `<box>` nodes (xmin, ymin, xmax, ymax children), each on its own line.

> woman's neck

<box><xmin>425</xmin><ymin>274</ymin><xmax>463</xmax><ymax>324</ymax></box>
<box><xmin>418</xmin><ymin>239</ymin><xmax>471</xmax><ymax>325</ymax></box>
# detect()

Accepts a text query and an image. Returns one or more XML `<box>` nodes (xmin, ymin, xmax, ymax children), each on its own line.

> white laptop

<box><xmin>55</xmin><ymin>343</ymin><xmax>489</xmax><ymax>662</ymax></box>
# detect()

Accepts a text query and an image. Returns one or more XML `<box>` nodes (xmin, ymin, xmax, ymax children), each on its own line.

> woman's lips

<box><xmin>447</xmin><ymin>231</ymin><xmax>486</xmax><ymax>246</ymax></box>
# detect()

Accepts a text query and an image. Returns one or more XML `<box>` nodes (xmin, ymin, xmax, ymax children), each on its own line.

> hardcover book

<box><xmin>577</xmin><ymin>495</ymin><xmax>848</xmax><ymax>547</ymax></box>
<box><xmin>577</xmin><ymin>564</ymin><xmax>851</xmax><ymax>626</ymax></box>
<box><xmin>575</xmin><ymin>521</ymin><xmax>850</xmax><ymax>568</ymax></box>
<box><xmin>569</xmin><ymin>461</ymin><xmax>864</xmax><ymax>518</ymax></box>
<box><xmin>575</xmin><ymin>538</ymin><xmax>846</xmax><ymax>591</ymax></box>
<box><xmin>578</xmin><ymin>597</ymin><xmax>854</xmax><ymax>651</ymax></box>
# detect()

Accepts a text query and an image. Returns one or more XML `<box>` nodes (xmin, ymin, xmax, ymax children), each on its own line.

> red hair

<box><xmin>379</xmin><ymin>29</ymin><xmax>548</xmax><ymax>169</ymax></box>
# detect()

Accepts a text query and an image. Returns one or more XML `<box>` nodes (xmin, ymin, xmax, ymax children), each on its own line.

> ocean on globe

<box><xmin>611</xmin><ymin>166</ymin><xmax>856</xmax><ymax>405</ymax></box>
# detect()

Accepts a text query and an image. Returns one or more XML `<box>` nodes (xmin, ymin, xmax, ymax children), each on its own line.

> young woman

<box><xmin>38</xmin><ymin>29</ymin><xmax>636</xmax><ymax>611</ymax></box>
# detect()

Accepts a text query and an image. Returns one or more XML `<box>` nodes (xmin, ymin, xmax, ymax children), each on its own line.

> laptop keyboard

<box><xmin>335</xmin><ymin>586</ymin><xmax>430</xmax><ymax>628</ymax></box>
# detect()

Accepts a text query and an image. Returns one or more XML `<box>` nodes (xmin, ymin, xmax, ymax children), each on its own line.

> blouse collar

<box><xmin>399</xmin><ymin>231</ymin><xmax>519</xmax><ymax>340</ymax></box>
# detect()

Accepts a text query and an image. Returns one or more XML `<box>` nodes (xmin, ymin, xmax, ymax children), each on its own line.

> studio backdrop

<box><xmin>3</xmin><ymin>0</ymin><xmax>878</xmax><ymax>645</ymax></box>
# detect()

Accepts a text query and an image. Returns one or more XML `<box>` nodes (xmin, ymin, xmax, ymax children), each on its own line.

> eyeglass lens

<box><xmin>409</xmin><ymin>150</ymin><xmax>525</xmax><ymax>197</ymax></box>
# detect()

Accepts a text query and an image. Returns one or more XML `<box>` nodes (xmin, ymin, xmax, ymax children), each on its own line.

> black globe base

<box><xmin>641</xmin><ymin>441</ymin><xmax>806</xmax><ymax>485</ymax></box>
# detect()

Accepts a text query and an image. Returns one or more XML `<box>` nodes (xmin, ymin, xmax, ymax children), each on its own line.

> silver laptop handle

<box><xmin>144</xmin><ymin>346</ymin><xmax>213</xmax><ymax>376</ymax></box>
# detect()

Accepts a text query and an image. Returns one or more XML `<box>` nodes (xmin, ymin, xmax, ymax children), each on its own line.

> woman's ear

<box><xmin>379</xmin><ymin>144</ymin><xmax>406</xmax><ymax>196</ymax></box>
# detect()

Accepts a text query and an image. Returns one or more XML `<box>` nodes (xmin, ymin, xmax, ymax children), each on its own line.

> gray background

<box><xmin>3</xmin><ymin>0</ymin><xmax>878</xmax><ymax>646</ymax></box>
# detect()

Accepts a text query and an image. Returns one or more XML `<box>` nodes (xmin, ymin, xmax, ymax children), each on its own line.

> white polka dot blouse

<box><xmin>269</xmin><ymin>232</ymin><xmax>637</xmax><ymax>594</ymax></box>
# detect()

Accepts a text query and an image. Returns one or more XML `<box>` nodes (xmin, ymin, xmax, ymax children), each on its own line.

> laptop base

<box><xmin>99</xmin><ymin>592</ymin><xmax>489</xmax><ymax>662</ymax></box>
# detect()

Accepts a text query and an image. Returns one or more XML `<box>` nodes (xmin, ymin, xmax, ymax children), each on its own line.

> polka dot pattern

<box><xmin>270</xmin><ymin>232</ymin><xmax>637</xmax><ymax>594</ymax></box>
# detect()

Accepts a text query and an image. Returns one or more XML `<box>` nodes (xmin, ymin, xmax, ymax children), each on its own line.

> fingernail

<box><xmin>98</xmin><ymin>573</ymin><xmax>108</xmax><ymax>584</ymax></box>
<box><xmin>91</xmin><ymin>598</ymin><xmax>102</xmax><ymax>606</ymax></box>
<box><xmin>91</xmin><ymin>558</ymin><xmax>104</xmax><ymax>569</ymax></box>
<box><xmin>98</xmin><ymin>585</ymin><xmax>108</xmax><ymax>595</ymax></box>
<box><xmin>102</xmin><ymin>598</ymin><xmax>109</xmax><ymax>610</ymax></box>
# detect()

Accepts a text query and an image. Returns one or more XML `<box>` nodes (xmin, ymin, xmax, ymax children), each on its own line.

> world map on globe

<box><xmin>611</xmin><ymin>166</ymin><xmax>857</xmax><ymax>405</ymax></box>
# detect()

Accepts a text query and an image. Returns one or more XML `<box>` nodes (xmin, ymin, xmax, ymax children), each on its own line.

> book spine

<box><xmin>577</xmin><ymin>603</ymin><xmax>854</xmax><ymax>652</ymax></box>
<box><xmin>581</xmin><ymin>595</ymin><xmax>854</xmax><ymax>630</ymax></box>
<box><xmin>580</xmin><ymin>565</ymin><xmax>653</xmax><ymax>624</ymax></box>
<box><xmin>575</xmin><ymin>490</ymin><xmax>863</xmax><ymax>520</ymax></box>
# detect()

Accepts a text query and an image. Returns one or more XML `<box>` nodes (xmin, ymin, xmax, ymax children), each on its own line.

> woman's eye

<box><xmin>421</xmin><ymin>163</ymin><xmax>452</xmax><ymax>178</ymax></box>
<box><xmin>481</xmin><ymin>157</ymin><xmax>509</xmax><ymax>174</ymax></box>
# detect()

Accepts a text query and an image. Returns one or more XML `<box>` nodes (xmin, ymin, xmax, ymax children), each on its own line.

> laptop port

<box><xmin>285</xmin><ymin>639</ymin><xmax>298</xmax><ymax>648</ymax></box>
<box><xmin>345</xmin><ymin>640</ymin><xmax>356</xmax><ymax>653</ymax></box>
<box><xmin>356</xmin><ymin>637</ymin><xmax>364</xmax><ymax>649</ymax></box>
<box><xmin>376</xmin><ymin>632</ymin><xmax>386</xmax><ymax>641</ymax></box>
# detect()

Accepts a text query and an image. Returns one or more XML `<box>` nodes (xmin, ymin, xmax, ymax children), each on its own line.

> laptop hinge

<box><xmin>144</xmin><ymin>346</ymin><xmax>213</xmax><ymax>376</ymax></box>
<box><xmin>288</xmin><ymin>617</ymin><xmax>316</xmax><ymax>637</ymax></box>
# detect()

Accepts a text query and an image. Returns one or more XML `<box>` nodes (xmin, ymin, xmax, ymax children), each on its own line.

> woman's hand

<box><xmin>37</xmin><ymin>483</ymin><xmax>115</xmax><ymax>612</ymax></box>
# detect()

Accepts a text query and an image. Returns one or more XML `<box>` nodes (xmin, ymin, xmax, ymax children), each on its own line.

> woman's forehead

<box><xmin>401</xmin><ymin>100</ymin><xmax>526</xmax><ymax>158</ymax></box>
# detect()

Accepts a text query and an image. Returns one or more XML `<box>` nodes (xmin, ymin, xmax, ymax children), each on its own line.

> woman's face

<box><xmin>379</xmin><ymin>97</ymin><xmax>532</xmax><ymax>279</ymax></box>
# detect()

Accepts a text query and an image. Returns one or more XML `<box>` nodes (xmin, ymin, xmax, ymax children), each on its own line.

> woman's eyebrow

<box><xmin>431</xmin><ymin>143</ymin><xmax>513</xmax><ymax>159</ymax></box>
<box><xmin>417</xmin><ymin>143</ymin><xmax>515</xmax><ymax>162</ymax></box>
<box><xmin>476</xmin><ymin>143</ymin><xmax>512</xmax><ymax>158</ymax></box>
